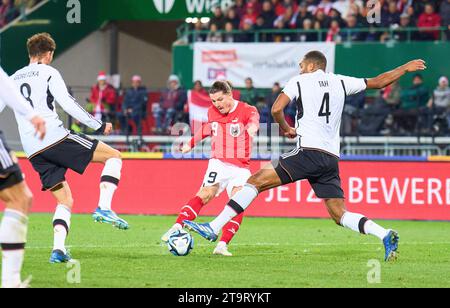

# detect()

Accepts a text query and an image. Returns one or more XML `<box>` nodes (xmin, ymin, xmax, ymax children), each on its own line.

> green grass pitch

<box><xmin>11</xmin><ymin>214</ymin><xmax>450</xmax><ymax>288</ymax></box>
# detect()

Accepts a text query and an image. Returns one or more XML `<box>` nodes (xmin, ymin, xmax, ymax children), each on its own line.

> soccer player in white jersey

<box><xmin>0</xmin><ymin>66</ymin><xmax>46</xmax><ymax>288</ymax></box>
<box><xmin>185</xmin><ymin>51</ymin><xmax>427</xmax><ymax>262</ymax></box>
<box><xmin>10</xmin><ymin>33</ymin><xmax>129</xmax><ymax>264</ymax></box>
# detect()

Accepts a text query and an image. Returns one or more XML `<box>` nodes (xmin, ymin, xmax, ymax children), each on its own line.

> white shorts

<box><xmin>202</xmin><ymin>159</ymin><xmax>251</xmax><ymax>198</ymax></box>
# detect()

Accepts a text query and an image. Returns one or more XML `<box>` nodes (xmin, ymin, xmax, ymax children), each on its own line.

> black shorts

<box><xmin>273</xmin><ymin>148</ymin><xmax>344</xmax><ymax>199</ymax></box>
<box><xmin>30</xmin><ymin>132</ymin><xmax>99</xmax><ymax>191</ymax></box>
<box><xmin>0</xmin><ymin>131</ymin><xmax>24</xmax><ymax>190</ymax></box>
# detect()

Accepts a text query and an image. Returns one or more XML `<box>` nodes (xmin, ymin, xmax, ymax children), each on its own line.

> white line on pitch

<box><xmin>24</xmin><ymin>241</ymin><xmax>450</xmax><ymax>250</ymax></box>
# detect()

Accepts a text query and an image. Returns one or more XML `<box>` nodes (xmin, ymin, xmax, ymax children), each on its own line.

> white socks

<box><xmin>98</xmin><ymin>182</ymin><xmax>118</xmax><ymax>211</ymax></box>
<box><xmin>99</xmin><ymin>158</ymin><xmax>122</xmax><ymax>211</ymax></box>
<box><xmin>210</xmin><ymin>184</ymin><xmax>258</xmax><ymax>234</ymax></box>
<box><xmin>0</xmin><ymin>209</ymin><xmax>28</xmax><ymax>288</ymax></box>
<box><xmin>210</xmin><ymin>206</ymin><xmax>240</xmax><ymax>234</ymax></box>
<box><xmin>340</xmin><ymin>212</ymin><xmax>389</xmax><ymax>240</ymax></box>
<box><xmin>53</xmin><ymin>205</ymin><xmax>71</xmax><ymax>254</ymax></box>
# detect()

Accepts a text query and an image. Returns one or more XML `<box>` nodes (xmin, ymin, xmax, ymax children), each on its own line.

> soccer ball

<box><xmin>167</xmin><ymin>229</ymin><xmax>194</xmax><ymax>256</ymax></box>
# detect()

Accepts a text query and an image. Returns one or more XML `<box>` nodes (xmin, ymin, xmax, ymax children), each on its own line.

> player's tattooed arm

<box><xmin>366</xmin><ymin>59</ymin><xmax>427</xmax><ymax>89</ymax></box>
<box><xmin>272</xmin><ymin>93</ymin><xmax>296</xmax><ymax>139</ymax></box>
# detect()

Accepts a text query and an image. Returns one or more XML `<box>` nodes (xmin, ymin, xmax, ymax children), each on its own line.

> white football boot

<box><xmin>161</xmin><ymin>223</ymin><xmax>182</xmax><ymax>243</ymax></box>
<box><xmin>213</xmin><ymin>241</ymin><xmax>233</xmax><ymax>257</ymax></box>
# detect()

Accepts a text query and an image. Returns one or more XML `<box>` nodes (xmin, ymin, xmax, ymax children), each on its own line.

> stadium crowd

<box><xmin>190</xmin><ymin>0</ymin><xmax>450</xmax><ymax>42</ymax></box>
<box><xmin>75</xmin><ymin>71</ymin><xmax>450</xmax><ymax>138</ymax></box>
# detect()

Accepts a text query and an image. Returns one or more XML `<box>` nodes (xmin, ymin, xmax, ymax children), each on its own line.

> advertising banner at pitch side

<box><xmin>193</xmin><ymin>42</ymin><xmax>336</xmax><ymax>88</ymax></box>
<box><xmin>12</xmin><ymin>159</ymin><xmax>450</xmax><ymax>221</ymax></box>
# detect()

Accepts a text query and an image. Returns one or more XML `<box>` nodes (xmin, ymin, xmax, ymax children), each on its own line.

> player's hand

<box><xmin>30</xmin><ymin>116</ymin><xmax>46</xmax><ymax>140</ymax></box>
<box><xmin>103</xmin><ymin>123</ymin><xmax>113</xmax><ymax>136</ymax></box>
<box><xmin>181</xmin><ymin>144</ymin><xmax>192</xmax><ymax>154</ymax></box>
<box><xmin>247</xmin><ymin>124</ymin><xmax>259</xmax><ymax>137</ymax></box>
<box><xmin>284</xmin><ymin>127</ymin><xmax>297</xmax><ymax>139</ymax></box>
<box><xmin>404</xmin><ymin>59</ymin><xmax>427</xmax><ymax>73</ymax></box>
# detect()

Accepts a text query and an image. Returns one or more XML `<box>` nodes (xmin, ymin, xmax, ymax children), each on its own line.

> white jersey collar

<box><xmin>229</xmin><ymin>100</ymin><xmax>239</xmax><ymax>114</ymax></box>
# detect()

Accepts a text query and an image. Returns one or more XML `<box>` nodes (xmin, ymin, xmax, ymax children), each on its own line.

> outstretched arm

<box><xmin>182</xmin><ymin>123</ymin><xmax>212</xmax><ymax>153</ymax></box>
<box><xmin>366</xmin><ymin>59</ymin><xmax>427</xmax><ymax>89</ymax></box>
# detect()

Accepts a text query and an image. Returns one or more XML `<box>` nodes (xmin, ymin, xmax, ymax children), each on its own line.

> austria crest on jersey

<box><xmin>230</xmin><ymin>123</ymin><xmax>241</xmax><ymax>137</ymax></box>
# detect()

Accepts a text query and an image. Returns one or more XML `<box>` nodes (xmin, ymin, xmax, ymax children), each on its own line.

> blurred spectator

<box><xmin>381</xmin><ymin>1</ymin><xmax>401</xmax><ymax>28</ymax></box>
<box><xmin>342</xmin><ymin>91</ymin><xmax>365</xmax><ymax>135</ymax></box>
<box><xmin>413</xmin><ymin>0</ymin><xmax>433</xmax><ymax>18</ymax></box>
<box><xmin>296</xmin><ymin>2</ymin><xmax>313</xmax><ymax>28</ymax></box>
<box><xmin>441</xmin><ymin>0</ymin><xmax>450</xmax><ymax>40</ymax></box>
<box><xmin>397</xmin><ymin>0</ymin><xmax>413</xmax><ymax>15</ymax></box>
<box><xmin>225</xmin><ymin>7</ymin><xmax>241</xmax><ymax>29</ymax></box>
<box><xmin>426</xmin><ymin>76</ymin><xmax>450</xmax><ymax>134</ymax></box>
<box><xmin>154</xmin><ymin>75</ymin><xmax>187</xmax><ymax>134</ymax></box>
<box><xmin>261</xmin><ymin>82</ymin><xmax>282</xmax><ymax>124</ymax></box>
<box><xmin>329</xmin><ymin>8</ymin><xmax>345</xmax><ymax>27</ymax></box>
<box><xmin>326</xmin><ymin>19</ymin><xmax>341</xmax><ymax>42</ymax></box>
<box><xmin>275</xmin><ymin>0</ymin><xmax>298</xmax><ymax>16</ymax></box>
<box><xmin>299</xmin><ymin>18</ymin><xmax>319</xmax><ymax>42</ymax></box>
<box><xmin>400</xmin><ymin>74</ymin><xmax>430</xmax><ymax>110</ymax></box>
<box><xmin>223</xmin><ymin>22</ymin><xmax>236</xmax><ymax>42</ymax></box>
<box><xmin>240</xmin><ymin>78</ymin><xmax>259</xmax><ymax>107</ymax></box>
<box><xmin>210</xmin><ymin>6</ymin><xmax>226</xmax><ymax>29</ymax></box>
<box><xmin>391</xmin><ymin>13</ymin><xmax>416</xmax><ymax>41</ymax></box>
<box><xmin>206</xmin><ymin>23</ymin><xmax>223</xmax><ymax>42</ymax></box>
<box><xmin>254</xmin><ymin>15</ymin><xmax>271</xmax><ymax>41</ymax></box>
<box><xmin>273</xmin><ymin>5</ymin><xmax>296</xmax><ymax>41</ymax></box>
<box><xmin>120</xmin><ymin>75</ymin><xmax>148</xmax><ymax>136</ymax></box>
<box><xmin>0</xmin><ymin>0</ymin><xmax>19</xmax><ymax>28</ymax></box>
<box><xmin>193</xmin><ymin>21</ymin><xmax>206</xmax><ymax>42</ymax></box>
<box><xmin>233</xmin><ymin>0</ymin><xmax>246</xmax><ymax>18</ymax></box>
<box><xmin>192</xmin><ymin>80</ymin><xmax>208</xmax><ymax>96</ymax></box>
<box><xmin>237</xmin><ymin>19</ymin><xmax>255</xmax><ymax>42</ymax></box>
<box><xmin>314</xmin><ymin>9</ymin><xmax>329</xmax><ymax>30</ymax></box>
<box><xmin>316</xmin><ymin>0</ymin><xmax>334</xmax><ymax>15</ymax></box>
<box><xmin>88</xmin><ymin>71</ymin><xmax>117</xmax><ymax>122</ymax></box>
<box><xmin>395</xmin><ymin>74</ymin><xmax>430</xmax><ymax>134</ymax></box>
<box><xmin>247</xmin><ymin>0</ymin><xmax>262</xmax><ymax>15</ymax></box>
<box><xmin>260</xmin><ymin>0</ymin><xmax>276</xmax><ymax>29</ymax></box>
<box><xmin>362</xmin><ymin>82</ymin><xmax>402</xmax><ymax>136</ymax></box>
<box><xmin>341</xmin><ymin>14</ymin><xmax>365</xmax><ymax>42</ymax></box>
<box><xmin>241</xmin><ymin>1</ymin><xmax>259</xmax><ymax>28</ymax></box>
<box><xmin>417</xmin><ymin>4</ymin><xmax>441</xmax><ymax>40</ymax></box>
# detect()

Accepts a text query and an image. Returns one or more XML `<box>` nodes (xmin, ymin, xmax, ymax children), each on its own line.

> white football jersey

<box><xmin>11</xmin><ymin>63</ymin><xmax>103</xmax><ymax>157</ymax></box>
<box><xmin>0</xmin><ymin>66</ymin><xmax>36</xmax><ymax>120</ymax></box>
<box><xmin>283</xmin><ymin>70</ymin><xmax>367</xmax><ymax>157</ymax></box>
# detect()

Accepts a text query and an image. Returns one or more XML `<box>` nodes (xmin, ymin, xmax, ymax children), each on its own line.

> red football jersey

<box><xmin>190</xmin><ymin>101</ymin><xmax>260</xmax><ymax>168</ymax></box>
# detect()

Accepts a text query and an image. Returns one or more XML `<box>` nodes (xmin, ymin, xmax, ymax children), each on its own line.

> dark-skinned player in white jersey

<box><xmin>185</xmin><ymin>51</ymin><xmax>427</xmax><ymax>262</ymax></box>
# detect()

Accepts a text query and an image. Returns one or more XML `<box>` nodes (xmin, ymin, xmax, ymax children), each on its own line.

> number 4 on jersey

<box><xmin>318</xmin><ymin>92</ymin><xmax>331</xmax><ymax>124</ymax></box>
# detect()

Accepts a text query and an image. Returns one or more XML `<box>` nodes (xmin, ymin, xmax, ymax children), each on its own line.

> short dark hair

<box><xmin>304</xmin><ymin>50</ymin><xmax>327</xmax><ymax>70</ymax></box>
<box><xmin>209</xmin><ymin>80</ymin><xmax>233</xmax><ymax>95</ymax></box>
<box><xmin>27</xmin><ymin>33</ymin><xmax>56</xmax><ymax>58</ymax></box>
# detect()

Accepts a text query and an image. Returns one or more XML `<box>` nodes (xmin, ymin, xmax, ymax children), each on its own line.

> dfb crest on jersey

<box><xmin>230</xmin><ymin>124</ymin><xmax>241</xmax><ymax>137</ymax></box>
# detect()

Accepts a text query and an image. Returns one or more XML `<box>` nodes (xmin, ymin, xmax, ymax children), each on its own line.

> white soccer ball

<box><xmin>167</xmin><ymin>229</ymin><xmax>194</xmax><ymax>256</ymax></box>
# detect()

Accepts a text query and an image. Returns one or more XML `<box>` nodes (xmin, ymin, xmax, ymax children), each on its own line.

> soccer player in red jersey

<box><xmin>162</xmin><ymin>80</ymin><xmax>259</xmax><ymax>256</ymax></box>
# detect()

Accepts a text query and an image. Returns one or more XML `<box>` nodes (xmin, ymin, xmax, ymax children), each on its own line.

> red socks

<box><xmin>220</xmin><ymin>212</ymin><xmax>244</xmax><ymax>244</ymax></box>
<box><xmin>176</xmin><ymin>196</ymin><xmax>244</xmax><ymax>245</ymax></box>
<box><xmin>176</xmin><ymin>196</ymin><xmax>204</xmax><ymax>225</ymax></box>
